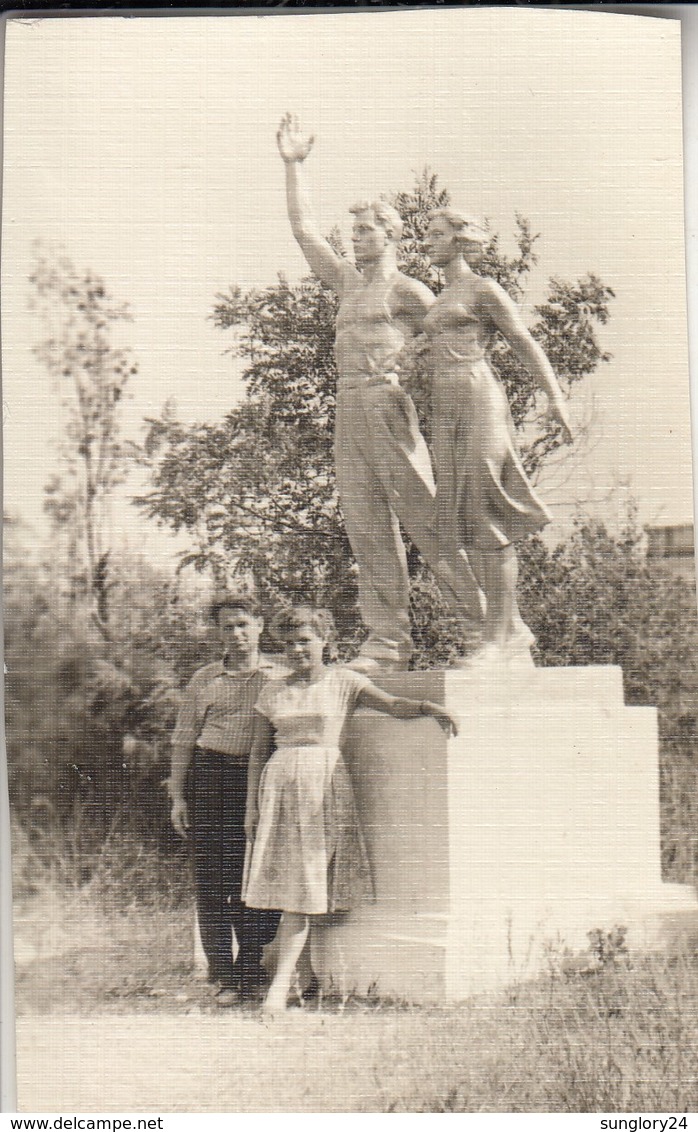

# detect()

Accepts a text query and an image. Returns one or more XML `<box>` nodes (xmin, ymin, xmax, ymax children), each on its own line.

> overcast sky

<box><xmin>2</xmin><ymin>8</ymin><xmax>694</xmax><ymax>565</ymax></box>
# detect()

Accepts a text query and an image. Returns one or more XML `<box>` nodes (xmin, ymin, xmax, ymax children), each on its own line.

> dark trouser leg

<box><xmin>192</xmin><ymin>750</ymin><xmax>236</xmax><ymax>985</ymax></box>
<box><xmin>222</xmin><ymin>758</ymin><xmax>280</xmax><ymax>990</ymax></box>
<box><xmin>193</xmin><ymin>751</ymin><xmax>280</xmax><ymax>990</ymax></box>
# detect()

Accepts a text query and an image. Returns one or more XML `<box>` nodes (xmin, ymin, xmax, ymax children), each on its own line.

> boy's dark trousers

<box><xmin>191</xmin><ymin>748</ymin><xmax>279</xmax><ymax>993</ymax></box>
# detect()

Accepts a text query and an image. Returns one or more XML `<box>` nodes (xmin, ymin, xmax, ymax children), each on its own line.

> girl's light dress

<box><xmin>242</xmin><ymin>666</ymin><xmax>374</xmax><ymax>915</ymax></box>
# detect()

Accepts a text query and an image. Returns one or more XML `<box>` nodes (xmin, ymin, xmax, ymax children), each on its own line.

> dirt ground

<box><xmin>13</xmin><ymin>894</ymin><xmax>448</xmax><ymax>1113</ymax></box>
<box><xmin>15</xmin><ymin>1010</ymin><xmax>447</xmax><ymax>1113</ymax></box>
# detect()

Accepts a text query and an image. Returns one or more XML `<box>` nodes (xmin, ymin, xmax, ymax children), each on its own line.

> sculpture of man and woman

<box><xmin>276</xmin><ymin>112</ymin><xmax>573</xmax><ymax>672</ymax></box>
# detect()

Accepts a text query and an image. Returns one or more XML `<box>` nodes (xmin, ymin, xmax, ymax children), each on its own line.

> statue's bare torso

<box><xmin>335</xmin><ymin>272</ymin><xmax>418</xmax><ymax>383</ymax></box>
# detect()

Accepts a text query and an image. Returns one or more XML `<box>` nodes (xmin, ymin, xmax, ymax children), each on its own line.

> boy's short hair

<box><xmin>208</xmin><ymin>593</ymin><xmax>263</xmax><ymax>624</ymax></box>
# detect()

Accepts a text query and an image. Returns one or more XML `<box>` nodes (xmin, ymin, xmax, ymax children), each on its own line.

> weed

<box><xmin>11</xmin><ymin>826</ymin><xmax>698</xmax><ymax>1112</ymax></box>
<box><xmin>587</xmin><ymin>925</ymin><xmax>630</xmax><ymax>969</ymax></box>
<box><xmin>378</xmin><ymin>948</ymin><xmax>698</xmax><ymax>1112</ymax></box>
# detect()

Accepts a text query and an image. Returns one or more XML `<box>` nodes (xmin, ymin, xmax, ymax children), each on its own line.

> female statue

<box><xmin>423</xmin><ymin>209</ymin><xmax>573</xmax><ymax>666</ymax></box>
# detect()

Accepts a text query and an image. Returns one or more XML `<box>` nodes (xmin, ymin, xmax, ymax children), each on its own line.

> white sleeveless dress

<box><xmin>242</xmin><ymin>667</ymin><xmax>374</xmax><ymax>915</ymax></box>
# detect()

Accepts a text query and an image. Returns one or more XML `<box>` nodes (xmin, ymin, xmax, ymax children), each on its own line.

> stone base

<box><xmin>311</xmin><ymin>665</ymin><xmax>698</xmax><ymax>1002</ymax></box>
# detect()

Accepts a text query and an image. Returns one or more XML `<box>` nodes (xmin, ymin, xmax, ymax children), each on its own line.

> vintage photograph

<box><xmin>3</xmin><ymin>6</ymin><xmax>697</xmax><ymax>1113</ymax></box>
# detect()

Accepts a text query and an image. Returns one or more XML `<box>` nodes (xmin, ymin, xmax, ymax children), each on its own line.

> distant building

<box><xmin>646</xmin><ymin>522</ymin><xmax>696</xmax><ymax>584</ymax></box>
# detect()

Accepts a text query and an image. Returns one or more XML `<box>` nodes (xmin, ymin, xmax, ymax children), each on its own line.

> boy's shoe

<box><xmin>214</xmin><ymin>984</ymin><xmax>242</xmax><ymax>1007</ymax></box>
<box><xmin>301</xmin><ymin>975</ymin><xmax>321</xmax><ymax>1003</ymax></box>
<box><xmin>240</xmin><ymin>968</ymin><xmax>270</xmax><ymax>1001</ymax></box>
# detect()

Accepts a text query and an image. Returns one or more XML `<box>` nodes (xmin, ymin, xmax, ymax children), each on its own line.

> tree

<box><xmin>4</xmin><ymin>507</ymin><xmax>210</xmax><ymax>861</ymax></box>
<box><xmin>13</xmin><ymin>252</ymin><xmax>212</xmax><ymax>861</ymax></box>
<box><xmin>139</xmin><ymin>172</ymin><xmax>614</xmax><ymax>656</ymax></box>
<box><xmin>30</xmin><ymin>246</ymin><xmax>139</xmax><ymax>634</ymax></box>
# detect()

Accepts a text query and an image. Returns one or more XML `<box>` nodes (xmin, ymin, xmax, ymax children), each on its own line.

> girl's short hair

<box><xmin>270</xmin><ymin>605</ymin><xmax>336</xmax><ymax>643</ymax></box>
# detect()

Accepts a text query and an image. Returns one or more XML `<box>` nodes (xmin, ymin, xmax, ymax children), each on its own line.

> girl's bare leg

<box><xmin>295</xmin><ymin>936</ymin><xmax>315</xmax><ymax>995</ymax></box>
<box><xmin>263</xmin><ymin>912</ymin><xmax>310</xmax><ymax>1016</ymax></box>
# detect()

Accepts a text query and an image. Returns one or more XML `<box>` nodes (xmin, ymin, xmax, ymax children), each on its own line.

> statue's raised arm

<box><xmin>277</xmin><ymin>114</ymin><xmax>357</xmax><ymax>295</ymax></box>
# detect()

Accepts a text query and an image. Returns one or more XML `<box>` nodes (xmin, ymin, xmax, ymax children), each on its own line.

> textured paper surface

<box><xmin>2</xmin><ymin>7</ymin><xmax>696</xmax><ymax>1115</ymax></box>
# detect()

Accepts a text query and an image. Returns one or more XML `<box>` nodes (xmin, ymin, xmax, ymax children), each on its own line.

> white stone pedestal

<box><xmin>311</xmin><ymin>665</ymin><xmax>698</xmax><ymax>1002</ymax></box>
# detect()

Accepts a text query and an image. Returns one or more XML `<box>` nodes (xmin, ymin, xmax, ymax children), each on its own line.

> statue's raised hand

<box><xmin>277</xmin><ymin>113</ymin><xmax>315</xmax><ymax>164</ymax></box>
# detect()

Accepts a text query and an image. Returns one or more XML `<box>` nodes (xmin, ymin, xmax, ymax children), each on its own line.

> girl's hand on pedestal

<box><xmin>428</xmin><ymin>705</ymin><xmax>459</xmax><ymax>737</ymax></box>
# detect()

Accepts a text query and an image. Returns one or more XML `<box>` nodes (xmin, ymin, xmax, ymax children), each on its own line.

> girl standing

<box><xmin>243</xmin><ymin>605</ymin><xmax>457</xmax><ymax>1016</ymax></box>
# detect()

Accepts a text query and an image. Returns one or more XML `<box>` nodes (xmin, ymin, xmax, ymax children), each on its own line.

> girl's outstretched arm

<box><xmin>356</xmin><ymin>684</ymin><xmax>459</xmax><ymax>737</ymax></box>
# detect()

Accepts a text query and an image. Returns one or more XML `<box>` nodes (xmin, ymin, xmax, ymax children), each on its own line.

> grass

<box><xmin>378</xmin><ymin>955</ymin><xmax>698</xmax><ymax>1112</ymax></box>
<box><xmin>12</xmin><ymin>881</ymin><xmax>698</xmax><ymax>1110</ymax></box>
<box><xmin>11</xmin><ymin>821</ymin><xmax>698</xmax><ymax>1111</ymax></box>
<box><xmin>12</xmin><ymin>817</ymin><xmax>198</xmax><ymax>1016</ymax></box>
<box><xmin>13</xmin><ymin>890</ymin><xmax>198</xmax><ymax>1016</ymax></box>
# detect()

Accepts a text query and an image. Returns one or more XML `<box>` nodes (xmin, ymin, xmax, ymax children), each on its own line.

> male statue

<box><xmin>277</xmin><ymin>114</ymin><xmax>481</xmax><ymax>672</ymax></box>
